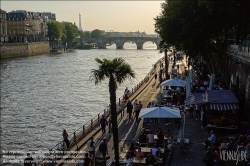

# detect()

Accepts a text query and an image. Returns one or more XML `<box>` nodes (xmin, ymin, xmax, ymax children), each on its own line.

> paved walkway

<box><xmin>171</xmin><ymin>115</ymin><xmax>209</xmax><ymax>166</ymax></box>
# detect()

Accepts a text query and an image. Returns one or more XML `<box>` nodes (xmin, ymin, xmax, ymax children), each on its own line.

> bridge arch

<box><xmin>76</xmin><ymin>36</ymin><xmax>161</xmax><ymax>50</ymax></box>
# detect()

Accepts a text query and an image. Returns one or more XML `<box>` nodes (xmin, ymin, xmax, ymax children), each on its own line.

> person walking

<box><xmin>87</xmin><ymin>136</ymin><xmax>95</xmax><ymax>158</ymax></box>
<box><xmin>195</xmin><ymin>104</ymin><xmax>201</xmax><ymax>120</ymax></box>
<box><xmin>189</xmin><ymin>105</ymin><xmax>194</xmax><ymax>118</ymax></box>
<box><xmin>100</xmin><ymin>115</ymin><xmax>108</xmax><ymax>134</ymax></box>
<box><xmin>135</xmin><ymin>101</ymin><xmax>143</xmax><ymax>124</ymax></box>
<box><xmin>154</xmin><ymin>73</ymin><xmax>157</xmax><ymax>82</ymax></box>
<box><xmin>83</xmin><ymin>152</ymin><xmax>93</xmax><ymax>166</ymax></box>
<box><xmin>133</xmin><ymin>99</ymin><xmax>138</xmax><ymax>110</ymax></box>
<box><xmin>126</xmin><ymin>100</ymin><xmax>133</xmax><ymax>121</ymax></box>
<box><xmin>62</xmin><ymin>129</ymin><xmax>70</xmax><ymax>149</ymax></box>
<box><xmin>99</xmin><ymin>138</ymin><xmax>108</xmax><ymax>158</ymax></box>
<box><xmin>123</xmin><ymin>87</ymin><xmax>129</xmax><ymax>101</ymax></box>
<box><xmin>108</xmin><ymin>115</ymin><xmax>112</xmax><ymax>133</ymax></box>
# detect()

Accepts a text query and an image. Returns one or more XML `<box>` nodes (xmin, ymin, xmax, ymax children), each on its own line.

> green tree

<box><xmin>90</xmin><ymin>29</ymin><xmax>105</xmax><ymax>38</ymax></box>
<box><xmin>90</xmin><ymin>58</ymin><xmax>135</xmax><ymax>166</ymax></box>
<box><xmin>61</xmin><ymin>22</ymin><xmax>79</xmax><ymax>43</ymax></box>
<box><xmin>47</xmin><ymin>21</ymin><xmax>63</xmax><ymax>41</ymax></box>
<box><xmin>79</xmin><ymin>31</ymin><xmax>91</xmax><ymax>38</ymax></box>
<box><xmin>154</xmin><ymin>0</ymin><xmax>249</xmax><ymax>74</ymax></box>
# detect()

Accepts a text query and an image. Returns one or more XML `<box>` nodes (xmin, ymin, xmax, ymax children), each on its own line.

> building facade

<box><xmin>0</xmin><ymin>9</ymin><xmax>8</xmax><ymax>43</ymax></box>
<box><xmin>6</xmin><ymin>10</ymin><xmax>56</xmax><ymax>43</ymax></box>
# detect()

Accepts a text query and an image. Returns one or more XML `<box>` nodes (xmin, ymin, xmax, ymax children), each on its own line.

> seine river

<box><xmin>0</xmin><ymin>43</ymin><xmax>164</xmax><ymax>153</ymax></box>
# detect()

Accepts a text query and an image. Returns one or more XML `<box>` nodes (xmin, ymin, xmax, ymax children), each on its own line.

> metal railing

<box><xmin>38</xmin><ymin>57</ymin><xmax>163</xmax><ymax>165</ymax></box>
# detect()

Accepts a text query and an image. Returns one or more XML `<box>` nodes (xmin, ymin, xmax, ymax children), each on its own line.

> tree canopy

<box><xmin>47</xmin><ymin>21</ymin><xmax>79</xmax><ymax>43</ymax></box>
<box><xmin>154</xmin><ymin>0</ymin><xmax>250</xmax><ymax>58</ymax></box>
<box><xmin>61</xmin><ymin>22</ymin><xmax>79</xmax><ymax>43</ymax></box>
<box><xmin>79</xmin><ymin>31</ymin><xmax>91</xmax><ymax>38</ymax></box>
<box><xmin>47</xmin><ymin>21</ymin><xmax>63</xmax><ymax>41</ymax></box>
<box><xmin>90</xmin><ymin>29</ymin><xmax>105</xmax><ymax>38</ymax></box>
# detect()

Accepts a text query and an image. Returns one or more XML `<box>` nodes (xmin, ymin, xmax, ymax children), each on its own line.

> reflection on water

<box><xmin>0</xmin><ymin>45</ymin><xmax>163</xmax><ymax>152</ymax></box>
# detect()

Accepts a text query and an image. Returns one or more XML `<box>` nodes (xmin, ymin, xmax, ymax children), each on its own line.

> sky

<box><xmin>1</xmin><ymin>1</ymin><xmax>164</xmax><ymax>34</ymax></box>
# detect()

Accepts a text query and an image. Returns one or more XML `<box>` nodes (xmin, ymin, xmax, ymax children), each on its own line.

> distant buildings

<box><xmin>5</xmin><ymin>10</ymin><xmax>56</xmax><ymax>43</ymax></box>
<box><xmin>0</xmin><ymin>9</ymin><xmax>8</xmax><ymax>43</ymax></box>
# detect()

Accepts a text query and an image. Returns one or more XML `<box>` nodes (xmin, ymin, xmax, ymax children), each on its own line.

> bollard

<box><xmin>98</xmin><ymin>114</ymin><xmax>100</xmax><ymax>122</ymax></box>
<box><xmin>83</xmin><ymin>125</ymin><xmax>85</xmax><ymax>135</ymax></box>
<box><xmin>91</xmin><ymin>119</ymin><xmax>93</xmax><ymax>128</ymax></box>
<box><xmin>132</xmin><ymin>88</ymin><xmax>133</xmax><ymax>94</ymax></box>
<box><xmin>104</xmin><ymin>109</ymin><xmax>106</xmax><ymax>115</ymax></box>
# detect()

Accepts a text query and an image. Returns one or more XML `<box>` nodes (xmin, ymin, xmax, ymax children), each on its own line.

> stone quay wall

<box><xmin>0</xmin><ymin>42</ymin><xmax>50</xmax><ymax>59</ymax></box>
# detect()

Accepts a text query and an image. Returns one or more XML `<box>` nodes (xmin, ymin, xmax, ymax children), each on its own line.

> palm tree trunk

<box><xmin>109</xmin><ymin>76</ymin><xmax>120</xmax><ymax>166</ymax></box>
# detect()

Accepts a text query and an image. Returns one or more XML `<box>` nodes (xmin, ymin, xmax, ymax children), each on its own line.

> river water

<box><xmin>0</xmin><ymin>44</ymin><xmax>164</xmax><ymax>153</ymax></box>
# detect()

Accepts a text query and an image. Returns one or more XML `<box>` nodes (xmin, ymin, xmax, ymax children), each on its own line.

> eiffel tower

<box><xmin>79</xmin><ymin>13</ymin><xmax>82</xmax><ymax>31</ymax></box>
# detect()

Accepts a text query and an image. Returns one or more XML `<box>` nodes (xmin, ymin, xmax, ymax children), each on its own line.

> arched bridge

<box><xmin>75</xmin><ymin>37</ymin><xmax>161</xmax><ymax>49</ymax></box>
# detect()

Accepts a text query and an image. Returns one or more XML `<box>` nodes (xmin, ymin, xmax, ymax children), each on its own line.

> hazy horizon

<box><xmin>1</xmin><ymin>1</ymin><xmax>164</xmax><ymax>34</ymax></box>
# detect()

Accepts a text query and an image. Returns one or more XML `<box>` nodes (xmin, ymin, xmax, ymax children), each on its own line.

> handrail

<box><xmin>39</xmin><ymin>57</ymin><xmax>163</xmax><ymax>165</ymax></box>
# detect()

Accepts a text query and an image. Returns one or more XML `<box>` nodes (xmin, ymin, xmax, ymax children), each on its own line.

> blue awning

<box><xmin>209</xmin><ymin>103</ymin><xmax>239</xmax><ymax>110</ymax></box>
<box><xmin>205</xmin><ymin>90</ymin><xmax>238</xmax><ymax>103</ymax></box>
<box><xmin>184</xmin><ymin>90</ymin><xmax>239</xmax><ymax>110</ymax></box>
<box><xmin>185</xmin><ymin>93</ymin><xmax>206</xmax><ymax>105</ymax></box>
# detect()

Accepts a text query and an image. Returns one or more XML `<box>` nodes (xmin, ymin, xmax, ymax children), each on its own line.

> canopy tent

<box><xmin>139</xmin><ymin>107</ymin><xmax>181</xmax><ymax>119</ymax></box>
<box><xmin>206</xmin><ymin>90</ymin><xmax>239</xmax><ymax>111</ymax></box>
<box><xmin>184</xmin><ymin>93</ymin><xmax>206</xmax><ymax>105</ymax></box>
<box><xmin>206</xmin><ymin>90</ymin><xmax>240</xmax><ymax>130</ymax></box>
<box><xmin>209</xmin><ymin>103</ymin><xmax>239</xmax><ymax>111</ymax></box>
<box><xmin>160</xmin><ymin>79</ymin><xmax>186</xmax><ymax>87</ymax></box>
<box><xmin>185</xmin><ymin>90</ymin><xmax>239</xmax><ymax>111</ymax></box>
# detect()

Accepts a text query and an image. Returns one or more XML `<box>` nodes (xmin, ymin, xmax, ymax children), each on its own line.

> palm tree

<box><xmin>90</xmin><ymin>57</ymin><xmax>135</xmax><ymax>165</ymax></box>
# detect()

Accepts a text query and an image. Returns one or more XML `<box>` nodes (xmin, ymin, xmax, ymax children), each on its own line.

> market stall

<box><xmin>206</xmin><ymin>90</ymin><xmax>239</xmax><ymax>134</ymax></box>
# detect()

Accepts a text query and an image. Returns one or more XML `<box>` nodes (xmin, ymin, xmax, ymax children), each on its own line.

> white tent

<box><xmin>138</xmin><ymin>107</ymin><xmax>181</xmax><ymax>119</ymax></box>
<box><xmin>186</xmin><ymin>79</ymin><xmax>192</xmax><ymax>98</ymax></box>
<box><xmin>188</xmin><ymin>69</ymin><xmax>193</xmax><ymax>82</ymax></box>
<box><xmin>209</xmin><ymin>74</ymin><xmax>215</xmax><ymax>90</ymax></box>
<box><xmin>160</xmin><ymin>79</ymin><xmax>186</xmax><ymax>87</ymax></box>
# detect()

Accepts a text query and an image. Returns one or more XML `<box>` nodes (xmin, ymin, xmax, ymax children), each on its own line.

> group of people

<box><xmin>187</xmin><ymin>104</ymin><xmax>207</xmax><ymax>129</ymax></box>
<box><xmin>126</xmin><ymin>99</ymin><xmax>143</xmax><ymax>123</ymax></box>
<box><xmin>124</xmin><ymin>142</ymin><xmax>163</xmax><ymax>165</ymax></box>
<box><xmin>99</xmin><ymin>114</ymin><xmax>112</xmax><ymax>134</ymax></box>
<box><xmin>154</xmin><ymin>62</ymin><xmax>165</xmax><ymax>84</ymax></box>
<box><xmin>203</xmin><ymin>130</ymin><xmax>250</xmax><ymax>164</ymax></box>
<box><xmin>84</xmin><ymin>137</ymin><xmax>109</xmax><ymax>166</ymax></box>
<box><xmin>138</xmin><ymin>128</ymin><xmax>172</xmax><ymax>149</ymax></box>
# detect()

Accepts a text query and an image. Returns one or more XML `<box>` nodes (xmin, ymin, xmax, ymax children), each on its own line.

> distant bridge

<box><xmin>75</xmin><ymin>36</ymin><xmax>161</xmax><ymax>49</ymax></box>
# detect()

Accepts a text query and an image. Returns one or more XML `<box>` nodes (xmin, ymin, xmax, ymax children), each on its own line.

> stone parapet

<box><xmin>0</xmin><ymin>42</ymin><xmax>50</xmax><ymax>59</ymax></box>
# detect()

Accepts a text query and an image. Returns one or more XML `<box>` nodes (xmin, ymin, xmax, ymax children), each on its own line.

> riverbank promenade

<box><xmin>57</xmin><ymin>55</ymin><xmax>211</xmax><ymax>166</ymax></box>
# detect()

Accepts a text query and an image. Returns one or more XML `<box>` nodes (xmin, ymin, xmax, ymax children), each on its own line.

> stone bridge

<box><xmin>75</xmin><ymin>37</ymin><xmax>161</xmax><ymax>49</ymax></box>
